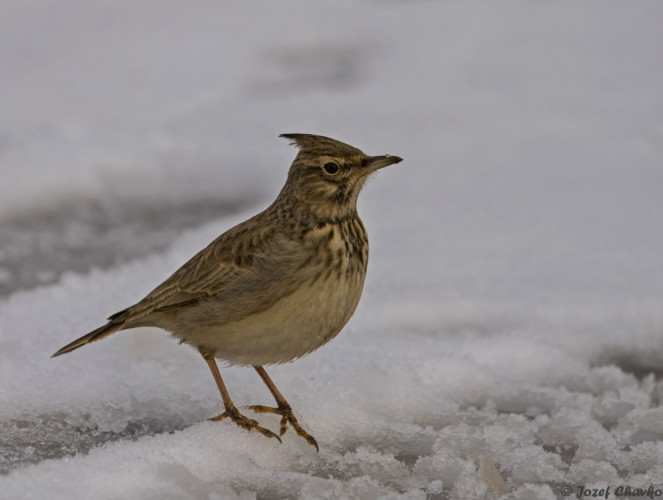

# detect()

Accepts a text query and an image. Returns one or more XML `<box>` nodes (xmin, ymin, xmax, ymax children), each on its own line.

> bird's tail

<box><xmin>51</xmin><ymin>321</ymin><xmax>123</xmax><ymax>358</ymax></box>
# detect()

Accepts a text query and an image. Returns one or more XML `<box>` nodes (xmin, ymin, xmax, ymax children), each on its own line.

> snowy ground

<box><xmin>2</xmin><ymin>1</ymin><xmax>663</xmax><ymax>498</ymax></box>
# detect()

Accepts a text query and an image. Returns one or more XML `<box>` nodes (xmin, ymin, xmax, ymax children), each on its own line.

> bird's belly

<box><xmin>192</xmin><ymin>269</ymin><xmax>365</xmax><ymax>366</ymax></box>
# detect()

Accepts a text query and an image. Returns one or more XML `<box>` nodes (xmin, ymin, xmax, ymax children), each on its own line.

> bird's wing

<box><xmin>109</xmin><ymin>219</ymin><xmax>306</xmax><ymax>325</ymax></box>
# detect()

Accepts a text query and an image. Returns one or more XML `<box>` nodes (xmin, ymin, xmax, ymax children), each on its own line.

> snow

<box><xmin>2</xmin><ymin>0</ymin><xmax>663</xmax><ymax>498</ymax></box>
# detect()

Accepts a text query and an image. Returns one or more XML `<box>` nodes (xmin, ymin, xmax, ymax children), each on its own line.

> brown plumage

<box><xmin>53</xmin><ymin>133</ymin><xmax>403</xmax><ymax>449</ymax></box>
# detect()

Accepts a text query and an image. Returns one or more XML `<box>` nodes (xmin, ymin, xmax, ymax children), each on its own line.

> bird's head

<box><xmin>280</xmin><ymin>133</ymin><xmax>402</xmax><ymax>216</ymax></box>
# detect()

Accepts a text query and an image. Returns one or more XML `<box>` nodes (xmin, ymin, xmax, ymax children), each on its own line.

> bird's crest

<box><xmin>280</xmin><ymin>133</ymin><xmax>364</xmax><ymax>158</ymax></box>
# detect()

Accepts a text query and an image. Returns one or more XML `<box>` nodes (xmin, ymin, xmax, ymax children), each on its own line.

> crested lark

<box><xmin>52</xmin><ymin>133</ymin><xmax>403</xmax><ymax>450</ymax></box>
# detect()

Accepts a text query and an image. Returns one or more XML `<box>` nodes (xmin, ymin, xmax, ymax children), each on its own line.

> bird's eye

<box><xmin>323</xmin><ymin>162</ymin><xmax>339</xmax><ymax>175</ymax></box>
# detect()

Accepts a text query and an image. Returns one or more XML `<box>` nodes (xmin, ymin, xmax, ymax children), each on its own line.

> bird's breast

<box><xmin>185</xmin><ymin>219</ymin><xmax>369</xmax><ymax>366</ymax></box>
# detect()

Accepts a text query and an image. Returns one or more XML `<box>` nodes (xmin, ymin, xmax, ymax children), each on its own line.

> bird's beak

<box><xmin>362</xmin><ymin>154</ymin><xmax>403</xmax><ymax>173</ymax></box>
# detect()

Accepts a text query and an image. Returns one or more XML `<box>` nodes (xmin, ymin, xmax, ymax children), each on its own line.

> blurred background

<box><xmin>1</xmin><ymin>1</ymin><xmax>663</xmax><ymax>497</ymax></box>
<box><xmin>3</xmin><ymin>1</ymin><xmax>660</xmax><ymax>305</ymax></box>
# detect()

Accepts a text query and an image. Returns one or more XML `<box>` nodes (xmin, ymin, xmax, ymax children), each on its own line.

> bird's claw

<box><xmin>249</xmin><ymin>403</ymin><xmax>318</xmax><ymax>451</ymax></box>
<box><xmin>210</xmin><ymin>405</ymin><xmax>281</xmax><ymax>443</ymax></box>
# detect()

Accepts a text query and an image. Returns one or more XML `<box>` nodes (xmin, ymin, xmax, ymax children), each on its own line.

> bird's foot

<box><xmin>210</xmin><ymin>405</ymin><xmax>282</xmax><ymax>443</ymax></box>
<box><xmin>249</xmin><ymin>403</ymin><xmax>318</xmax><ymax>451</ymax></box>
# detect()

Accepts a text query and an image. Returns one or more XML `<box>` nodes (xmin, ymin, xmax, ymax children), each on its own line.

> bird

<box><xmin>52</xmin><ymin>133</ymin><xmax>403</xmax><ymax>450</ymax></box>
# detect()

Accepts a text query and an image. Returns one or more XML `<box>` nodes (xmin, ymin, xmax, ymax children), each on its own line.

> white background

<box><xmin>1</xmin><ymin>1</ymin><xmax>662</xmax><ymax>498</ymax></box>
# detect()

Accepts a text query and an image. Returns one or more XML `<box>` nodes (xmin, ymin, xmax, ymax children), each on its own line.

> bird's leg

<box><xmin>202</xmin><ymin>354</ymin><xmax>281</xmax><ymax>443</ymax></box>
<box><xmin>249</xmin><ymin>366</ymin><xmax>319</xmax><ymax>451</ymax></box>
